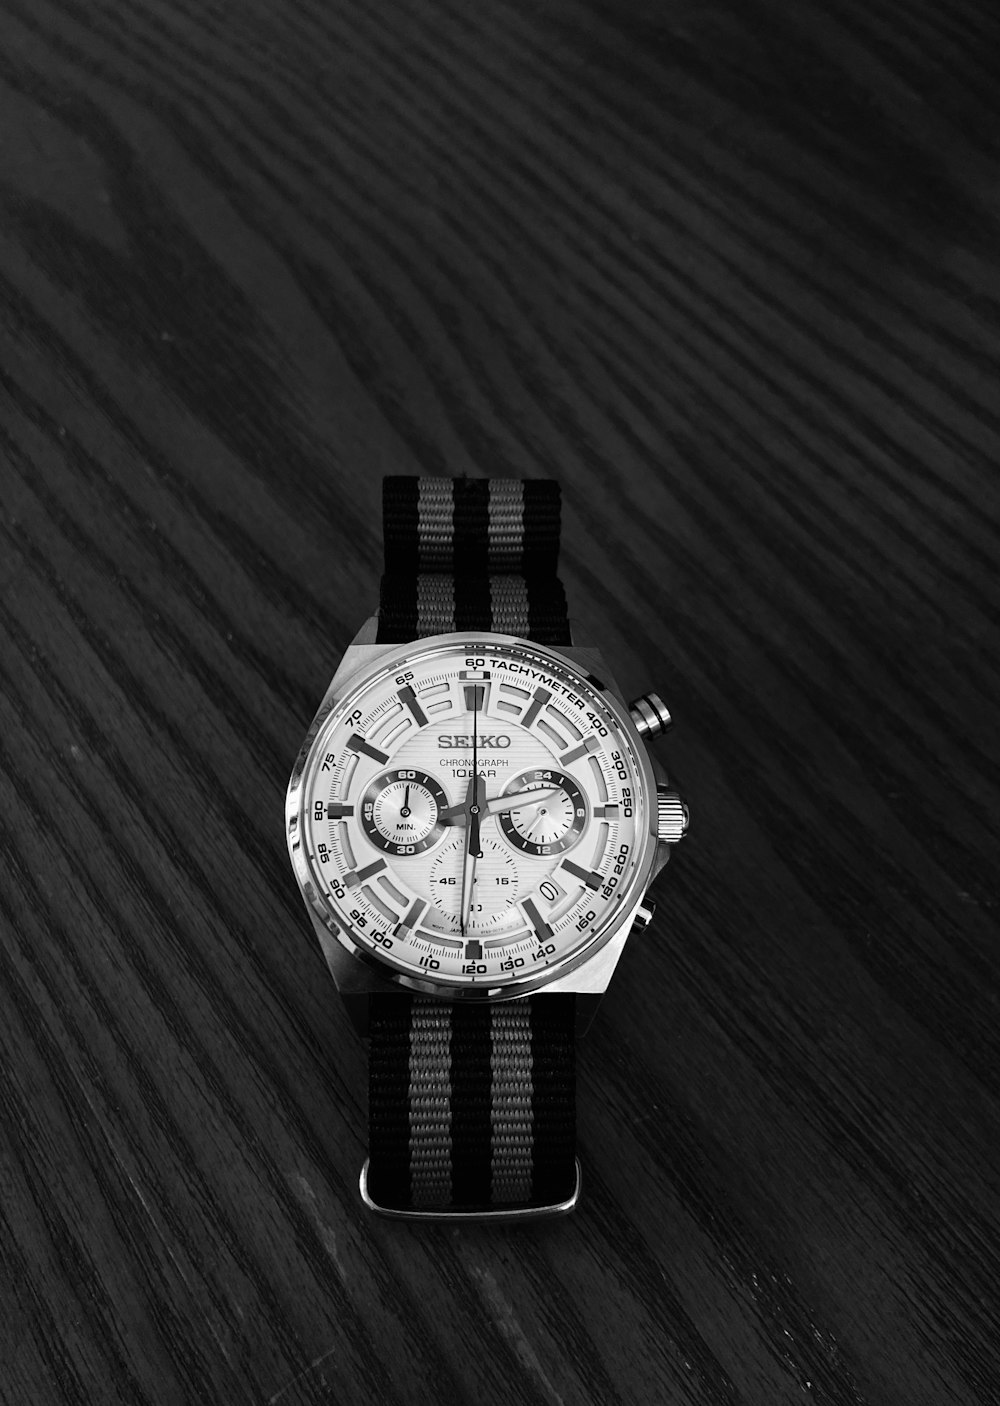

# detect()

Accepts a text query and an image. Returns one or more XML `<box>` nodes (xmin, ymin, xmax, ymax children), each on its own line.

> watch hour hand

<box><xmin>459</xmin><ymin>772</ymin><xmax>486</xmax><ymax>935</ymax></box>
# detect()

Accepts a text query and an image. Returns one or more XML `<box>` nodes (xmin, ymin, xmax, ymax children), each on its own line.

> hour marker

<box><xmin>559</xmin><ymin>736</ymin><xmax>601</xmax><ymax>767</ymax></box>
<box><xmin>344</xmin><ymin>858</ymin><xmax>386</xmax><ymax>888</ymax></box>
<box><xmin>521</xmin><ymin>687</ymin><xmax>551</xmax><ymax>729</ymax></box>
<box><xmin>521</xmin><ymin>897</ymin><xmax>553</xmax><ymax>941</ymax></box>
<box><xmin>347</xmin><ymin>733</ymin><xmax>389</xmax><ymax>764</ymax></box>
<box><xmin>463</xmin><ymin>684</ymin><xmax>486</xmax><ymax>712</ymax></box>
<box><xmin>326</xmin><ymin>804</ymin><xmax>354</xmax><ymax>819</ymax></box>
<box><xmin>398</xmin><ymin>685</ymin><xmax>428</xmax><ymax>727</ymax></box>
<box><xmin>561</xmin><ymin>858</ymin><xmax>602</xmax><ymax>890</ymax></box>
<box><xmin>395</xmin><ymin>896</ymin><xmax>428</xmax><ymax>936</ymax></box>
<box><xmin>594</xmin><ymin>804</ymin><xmax>620</xmax><ymax>820</ymax></box>
<box><xmin>464</xmin><ymin>940</ymin><xmax>483</xmax><ymax>960</ymax></box>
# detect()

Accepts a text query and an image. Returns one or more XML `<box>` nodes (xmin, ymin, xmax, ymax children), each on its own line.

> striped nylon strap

<box><xmin>367</xmin><ymin>994</ymin><xmax>576</xmax><ymax>1213</ymax></box>
<box><xmin>365</xmin><ymin>475</ymin><xmax>578</xmax><ymax>1215</ymax></box>
<box><xmin>376</xmin><ymin>476</ymin><xmax>571</xmax><ymax>645</ymax></box>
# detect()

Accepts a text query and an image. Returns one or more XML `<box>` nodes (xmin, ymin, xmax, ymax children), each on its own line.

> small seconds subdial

<box><xmin>499</xmin><ymin>768</ymin><xmax>588</xmax><ymax>856</ymax></box>
<box><xmin>429</xmin><ymin>836</ymin><xmax>519</xmax><ymax>931</ymax></box>
<box><xmin>361</xmin><ymin>769</ymin><xmax>448</xmax><ymax>856</ymax></box>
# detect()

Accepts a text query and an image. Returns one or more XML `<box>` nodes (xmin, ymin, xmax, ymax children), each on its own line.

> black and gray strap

<box><xmin>377</xmin><ymin>476</ymin><xmax>571</xmax><ymax>645</ymax></box>
<box><xmin>366</xmin><ymin>994</ymin><xmax>576</xmax><ymax>1214</ymax></box>
<box><xmin>365</xmin><ymin>475</ymin><xmax>579</xmax><ymax>1217</ymax></box>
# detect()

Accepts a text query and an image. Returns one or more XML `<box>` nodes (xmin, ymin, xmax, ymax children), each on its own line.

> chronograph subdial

<box><xmin>429</xmin><ymin>835</ymin><xmax>519</xmax><ymax>932</ymax></box>
<box><xmin>361</xmin><ymin>769</ymin><xmax>448</xmax><ymax>856</ymax></box>
<box><xmin>499</xmin><ymin>768</ymin><xmax>587</xmax><ymax>857</ymax></box>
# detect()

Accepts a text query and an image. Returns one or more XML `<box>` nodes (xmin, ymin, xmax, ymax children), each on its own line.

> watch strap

<box><xmin>364</xmin><ymin>474</ymin><xmax>579</xmax><ymax>1218</ymax></box>
<box><xmin>367</xmin><ymin>993</ymin><xmax>577</xmax><ymax>1214</ymax></box>
<box><xmin>376</xmin><ymin>476</ymin><xmax>571</xmax><ymax>644</ymax></box>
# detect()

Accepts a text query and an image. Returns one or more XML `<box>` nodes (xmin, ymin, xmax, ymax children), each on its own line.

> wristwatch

<box><xmin>286</xmin><ymin>476</ymin><xmax>688</xmax><ymax>1222</ymax></box>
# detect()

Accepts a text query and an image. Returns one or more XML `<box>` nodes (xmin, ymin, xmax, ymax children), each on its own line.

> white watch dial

<box><xmin>291</xmin><ymin>636</ymin><xmax>654</xmax><ymax>989</ymax></box>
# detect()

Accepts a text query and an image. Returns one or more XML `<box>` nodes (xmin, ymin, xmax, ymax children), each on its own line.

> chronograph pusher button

<box><xmin>628</xmin><ymin>692</ymin><xmax>673</xmax><ymax>738</ymax></box>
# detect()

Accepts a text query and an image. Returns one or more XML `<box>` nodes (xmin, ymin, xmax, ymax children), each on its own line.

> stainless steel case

<box><xmin>286</xmin><ymin>618</ymin><xmax>674</xmax><ymax>1036</ymax></box>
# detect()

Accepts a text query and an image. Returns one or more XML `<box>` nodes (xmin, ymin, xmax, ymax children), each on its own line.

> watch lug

<box><xmin>306</xmin><ymin>907</ymin><xmax>398</xmax><ymax>1037</ymax></box>
<box><xmin>319</xmin><ymin>615</ymin><xmax>399</xmax><ymax>708</ymax></box>
<box><xmin>542</xmin><ymin>640</ymin><xmax>630</xmax><ymax>707</ymax></box>
<box><xmin>348</xmin><ymin>615</ymin><xmax>380</xmax><ymax>645</ymax></box>
<box><xmin>565</xmin><ymin>617</ymin><xmax>595</xmax><ymax>648</ymax></box>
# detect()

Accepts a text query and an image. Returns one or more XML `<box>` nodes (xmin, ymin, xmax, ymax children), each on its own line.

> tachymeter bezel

<box><xmin>286</xmin><ymin>632</ymin><xmax>658</xmax><ymax>999</ymax></box>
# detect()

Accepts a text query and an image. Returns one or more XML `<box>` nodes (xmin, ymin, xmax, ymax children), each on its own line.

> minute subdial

<box><xmin>361</xmin><ymin>769</ymin><xmax>448</xmax><ymax>856</ymax></box>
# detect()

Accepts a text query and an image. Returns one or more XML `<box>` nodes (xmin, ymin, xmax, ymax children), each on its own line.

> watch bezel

<box><xmin>286</xmin><ymin>631</ymin><xmax>659</xmax><ymax>1001</ymax></box>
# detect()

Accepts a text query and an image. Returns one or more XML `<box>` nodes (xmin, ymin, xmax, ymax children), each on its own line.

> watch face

<box><xmin>287</xmin><ymin>635</ymin><xmax>656</xmax><ymax>993</ymax></box>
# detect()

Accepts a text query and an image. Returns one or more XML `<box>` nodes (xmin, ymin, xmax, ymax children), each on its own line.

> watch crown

<box><xmin>656</xmin><ymin>786</ymin><xmax>689</xmax><ymax>844</ymax></box>
<box><xmin>628</xmin><ymin>692</ymin><xmax>673</xmax><ymax>738</ymax></box>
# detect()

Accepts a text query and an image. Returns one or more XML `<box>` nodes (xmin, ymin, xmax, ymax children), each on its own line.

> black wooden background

<box><xmin>1</xmin><ymin>1</ymin><xmax>998</xmax><ymax>1403</ymax></box>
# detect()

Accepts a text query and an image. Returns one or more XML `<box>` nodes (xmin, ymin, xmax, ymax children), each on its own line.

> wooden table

<box><xmin>1</xmin><ymin>1</ymin><xmax>997</xmax><ymax>1402</ymax></box>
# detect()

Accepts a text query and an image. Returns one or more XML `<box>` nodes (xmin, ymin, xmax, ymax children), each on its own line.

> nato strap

<box><xmin>366</xmin><ymin>475</ymin><xmax>577</xmax><ymax>1216</ymax></box>
<box><xmin>367</xmin><ymin>994</ymin><xmax>576</xmax><ymax>1213</ymax></box>
<box><xmin>376</xmin><ymin>476</ymin><xmax>571</xmax><ymax>645</ymax></box>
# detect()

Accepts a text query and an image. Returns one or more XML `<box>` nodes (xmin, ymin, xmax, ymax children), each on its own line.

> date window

<box><xmin>538</xmin><ymin>877</ymin><xmax>566</xmax><ymax>906</ymax></box>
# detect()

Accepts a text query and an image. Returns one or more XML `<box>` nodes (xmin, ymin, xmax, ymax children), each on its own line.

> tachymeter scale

<box><xmin>295</xmin><ymin>636</ymin><xmax>651</xmax><ymax>985</ymax></box>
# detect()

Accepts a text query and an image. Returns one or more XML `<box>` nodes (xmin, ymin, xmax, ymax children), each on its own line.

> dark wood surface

<box><xmin>1</xmin><ymin>0</ymin><xmax>998</xmax><ymax>1402</ymax></box>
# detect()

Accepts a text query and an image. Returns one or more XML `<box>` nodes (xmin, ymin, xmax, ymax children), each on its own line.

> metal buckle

<box><xmin>359</xmin><ymin>1158</ymin><xmax>582</xmax><ymax>1223</ymax></box>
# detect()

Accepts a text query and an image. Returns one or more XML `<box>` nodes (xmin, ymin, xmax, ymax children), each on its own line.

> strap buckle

<box><xmin>359</xmin><ymin>1158</ymin><xmax>582</xmax><ymax>1223</ymax></box>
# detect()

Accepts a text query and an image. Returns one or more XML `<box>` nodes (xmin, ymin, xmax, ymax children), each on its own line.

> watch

<box><xmin>286</xmin><ymin>476</ymin><xmax>688</xmax><ymax>1222</ymax></box>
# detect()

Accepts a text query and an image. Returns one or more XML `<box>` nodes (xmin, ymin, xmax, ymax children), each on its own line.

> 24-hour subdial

<box><xmin>499</xmin><ymin>768</ymin><xmax>587</xmax><ymax>856</ymax></box>
<box><xmin>429</xmin><ymin>835</ymin><xmax>519</xmax><ymax>930</ymax></box>
<box><xmin>361</xmin><ymin>769</ymin><xmax>447</xmax><ymax>855</ymax></box>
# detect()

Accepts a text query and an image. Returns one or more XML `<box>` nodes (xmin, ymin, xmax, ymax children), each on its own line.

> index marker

<box><xmin>521</xmin><ymin>897</ymin><xmax>553</xmax><ymax>942</ymax></box>
<box><xmin>344</xmin><ymin>858</ymin><xmax>386</xmax><ymax>888</ymax></box>
<box><xmin>559</xmin><ymin>736</ymin><xmax>602</xmax><ymax>768</ymax></box>
<box><xmin>395</xmin><ymin>897</ymin><xmax>428</xmax><ymax>937</ymax></box>
<box><xmin>521</xmin><ymin>687</ymin><xmax>552</xmax><ymax>729</ymax></box>
<box><xmin>561</xmin><ymin>858</ymin><xmax>602</xmax><ymax>890</ymax></box>
<box><xmin>346</xmin><ymin>733</ymin><xmax>389</xmax><ymax>765</ymax></box>
<box><xmin>398</xmin><ymin>685</ymin><xmax>428</xmax><ymax>727</ymax></box>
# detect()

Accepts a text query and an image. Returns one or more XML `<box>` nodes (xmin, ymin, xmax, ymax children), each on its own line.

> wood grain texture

<box><xmin>1</xmin><ymin>0</ymin><xmax>998</xmax><ymax>1402</ymax></box>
